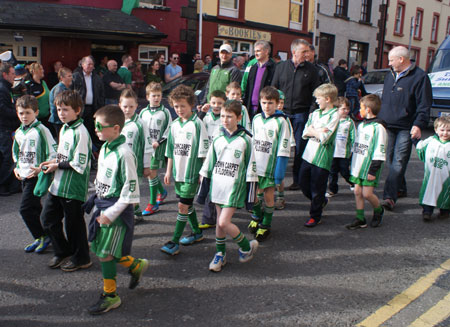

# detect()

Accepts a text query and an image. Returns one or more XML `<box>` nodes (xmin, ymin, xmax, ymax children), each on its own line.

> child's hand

<box><xmin>13</xmin><ymin>168</ymin><xmax>22</xmax><ymax>181</ymax></box>
<box><xmin>143</xmin><ymin>168</ymin><xmax>151</xmax><ymax>178</ymax></box>
<box><xmin>200</xmin><ymin>103</ymin><xmax>210</xmax><ymax>113</ymax></box>
<box><xmin>97</xmin><ymin>214</ymin><xmax>112</xmax><ymax>225</ymax></box>
<box><xmin>152</xmin><ymin>141</ymin><xmax>159</xmax><ymax>149</ymax></box>
<box><xmin>164</xmin><ymin>173</ymin><xmax>171</xmax><ymax>185</ymax></box>
<box><xmin>367</xmin><ymin>174</ymin><xmax>376</xmax><ymax>181</ymax></box>
<box><xmin>43</xmin><ymin>162</ymin><xmax>58</xmax><ymax>174</ymax></box>
<box><xmin>317</xmin><ymin>127</ymin><xmax>329</xmax><ymax>134</ymax></box>
<box><xmin>27</xmin><ymin>166</ymin><xmax>41</xmax><ymax>179</ymax></box>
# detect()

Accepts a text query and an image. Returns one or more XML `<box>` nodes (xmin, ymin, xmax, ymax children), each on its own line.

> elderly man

<box><xmin>203</xmin><ymin>44</ymin><xmax>242</xmax><ymax>104</ymax></box>
<box><xmin>0</xmin><ymin>62</ymin><xmax>21</xmax><ymax>195</ymax></box>
<box><xmin>165</xmin><ymin>53</ymin><xmax>183</xmax><ymax>83</ymax></box>
<box><xmin>242</xmin><ymin>40</ymin><xmax>276</xmax><ymax>120</ymax></box>
<box><xmin>117</xmin><ymin>54</ymin><xmax>133</xmax><ymax>89</ymax></box>
<box><xmin>272</xmin><ymin>39</ymin><xmax>320</xmax><ymax>190</ymax></box>
<box><xmin>72</xmin><ymin>55</ymin><xmax>105</xmax><ymax>151</ymax></box>
<box><xmin>102</xmin><ymin>60</ymin><xmax>125</xmax><ymax>105</ymax></box>
<box><xmin>378</xmin><ymin>46</ymin><xmax>432</xmax><ymax>211</ymax></box>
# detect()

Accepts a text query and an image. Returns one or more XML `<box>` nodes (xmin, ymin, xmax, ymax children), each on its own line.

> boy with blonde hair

<box><xmin>301</xmin><ymin>83</ymin><xmax>340</xmax><ymax>227</ymax></box>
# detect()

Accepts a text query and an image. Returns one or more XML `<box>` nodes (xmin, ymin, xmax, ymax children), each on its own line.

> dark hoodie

<box><xmin>378</xmin><ymin>65</ymin><xmax>431</xmax><ymax>131</ymax></box>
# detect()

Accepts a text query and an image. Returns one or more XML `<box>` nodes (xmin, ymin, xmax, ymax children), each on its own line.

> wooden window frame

<box><xmin>394</xmin><ymin>1</ymin><xmax>406</xmax><ymax>36</ymax></box>
<box><xmin>430</xmin><ymin>13</ymin><xmax>440</xmax><ymax>44</ymax></box>
<box><xmin>413</xmin><ymin>7</ymin><xmax>424</xmax><ymax>41</ymax></box>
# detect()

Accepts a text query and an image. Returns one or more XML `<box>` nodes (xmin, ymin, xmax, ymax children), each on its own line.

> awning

<box><xmin>0</xmin><ymin>1</ymin><xmax>166</xmax><ymax>42</ymax></box>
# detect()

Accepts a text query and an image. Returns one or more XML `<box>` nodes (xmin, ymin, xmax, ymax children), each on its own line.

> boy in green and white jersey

<box><xmin>248</xmin><ymin>86</ymin><xmax>291</xmax><ymax>241</ymax></box>
<box><xmin>346</xmin><ymin>94</ymin><xmax>387</xmax><ymax>230</ymax></box>
<box><xmin>161</xmin><ymin>85</ymin><xmax>209</xmax><ymax>255</ymax></box>
<box><xmin>226</xmin><ymin>81</ymin><xmax>251</xmax><ymax>131</ymax></box>
<box><xmin>87</xmin><ymin>105</ymin><xmax>148</xmax><ymax>315</ymax></box>
<box><xmin>416</xmin><ymin>116</ymin><xmax>450</xmax><ymax>221</ymax></box>
<box><xmin>301</xmin><ymin>84</ymin><xmax>340</xmax><ymax>227</ymax></box>
<box><xmin>200</xmin><ymin>100</ymin><xmax>259</xmax><ymax>272</ymax></box>
<box><xmin>13</xmin><ymin>95</ymin><xmax>57</xmax><ymax>253</ymax></box>
<box><xmin>40</xmin><ymin>90</ymin><xmax>92</xmax><ymax>272</ymax></box>
<box><xmin>140</xmin><ymin>82</ymin><xmax>172</xmax><ymax>216</ymax></box>
<box><xmin>118</xmin><ymin>89</ymin><xmax>153</xmax><ymax>219</ymax></box>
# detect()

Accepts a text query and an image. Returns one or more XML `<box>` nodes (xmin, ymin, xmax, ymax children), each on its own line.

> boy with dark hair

<box><xmin>13</xmin><ymin>95</ymin><xmax>57</xmax><ymax>253</ymax></box>
<box><xmin>225</xmin><ymin>81</ymin><xmax>251</xmax><ymax>131</ymax></box>
<box><xmin>86</xmin><ymin>105</ymin><xmax>148</xmax><ymax>315</ymax></box>
<box><xmin>161</xmin><ymin>85</ymin><xmax>209</xmax><ymax>255</ymax></box>
<box><xmin>249</xmin><ymin>86</ymin><xmax>291</xmax><ymax>241</ymax></box>
<box><xmin>140</xmin><ymin>82</ymin><xmax>172</xmax><ymax>216</ymax></box>
<box><xmin>40</xmin><ymin>90</ymin><xmax>92</xmax><ymax>271</ymax></box>
<box><xmin>201</xmin><ymin>100</ymin><xmax>258</xmax><ymax>272</ymax></box>
<box><xmin>346</xmin><ymin>94</ymin><xmax>387</xmax><ymax>229</ymax></box>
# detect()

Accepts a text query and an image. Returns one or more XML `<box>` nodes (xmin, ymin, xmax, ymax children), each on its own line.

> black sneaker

<box><xmin>345</xmin><ymin>219</ymin><xmax>367</xmax><ymax>230</ymax></box>
<box><xmin>248</xmin><ymin>219</ymin><xmax>260</xmax><ymax>234</ymax></box>
<box><xmin>370</xmin><ymin>207</ymin><xmax>384</xmax><ymax>228</ymax></box>
<box><xmin>88</xmin><ymin>293</ymin><xmax>121</xmax><ymax>315</ymax></box>
<box><xmin>255</xmin><ymin>224</ymin><xmax>271</xmax><ymax>242</ymax></box>
<box><xmin>423</xmin><ymin>212</ymin><xmax>433</xmax><ymax>222</ymax></box>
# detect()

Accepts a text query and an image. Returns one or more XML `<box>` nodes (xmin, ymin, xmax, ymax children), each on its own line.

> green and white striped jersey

<box><xmin>350</xmin><ymin>120</ymin><xmax>387</xmax><ymax>180</ymax></box>
<box><xmin>240</xmin><ymin>105</ymin><xmax>251</xmax><ymax>131</ymax></box>
<box><xmin>49</xmin><ymin>119</ymin><xmax>92</xmax><ymax>202</ymax></box>
<box><xmin>121</xmin><ymin>113</ymin><xmax>153</xmax><ymax>177</ymax></box>
<box><xmin>334</xmin><ymin>117</ymin><xmax>356</xmax><ymax>159</ymax></box>
<box><xmin>302</xmin><ymin>108</ymin><xmax>339</xmax><ymax>171</ymax></box>
<box><xmin>203</xmin><ymin>111</ymin><xmax>222</xmax><ymax>145</ymax></box>
<box><xmin>416</xmin><ymin>135</ymin><xmax>449</xmax><ymax>209</ymax></box>
<box><xmin>139</xmin><ymin>104</ymin><xmax>172</xmax><ymax>161</ymax></box>
<box><xmin>13</xmin><ymin>119</ymin><xmax>57</xmax><ymax>179</ymax></box>
<box><xmin>200</xmin><ymin>128</ymin><xmax>258</xmax><ymax>208</ymax></box>
<box><xmin>166</xmin><ymin>113</ymin><xmax>209</xmax><ymax>183</ymax></box>
<box><xmin>95</xmin><ymin>134</ymin><xmax>140</xmax><ymax>203</ymax></box>
<box><xmin>251</xmin><ymin>113</ymin><xmax>291</xmax><ymax>178</ymax></box>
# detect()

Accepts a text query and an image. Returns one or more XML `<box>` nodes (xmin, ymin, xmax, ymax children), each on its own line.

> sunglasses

<box><xmin>95</xmin><ymin>121</ymin><xmax>116</xmax><ymax>131</ymax></box>
<box><xmin>173</xmin><ymin>57</ymin><xmax>179</xmax><ymax>60</ymax></box>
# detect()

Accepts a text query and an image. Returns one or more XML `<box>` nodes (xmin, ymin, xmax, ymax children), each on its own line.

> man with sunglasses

<box><xmin>165</xmin><ymin>53</ymin><xmax>183</xmax><ymax>83</ymax></box>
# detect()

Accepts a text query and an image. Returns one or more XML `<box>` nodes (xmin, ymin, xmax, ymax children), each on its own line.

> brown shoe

<box><xmin>381</xmin><ymin>199</ymin><xmax>395</xmax><ymax>211</ymax></box>
<box><xmin>48</xmin><ymin>256</ymin><xmax>70</xmax><ymax>269</ymax></box>
<box><xmin>60</xmin><ymin>260</ymin><xmax>92</xmax><ymax>272</ymax></box>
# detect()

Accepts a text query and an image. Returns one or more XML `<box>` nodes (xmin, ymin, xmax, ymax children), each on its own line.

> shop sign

<box><xmin>218</xmin><ymin>25</ymin><xmax>271</xmax><ymax>42</ymax></box>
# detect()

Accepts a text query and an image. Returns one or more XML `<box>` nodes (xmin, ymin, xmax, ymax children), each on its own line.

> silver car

<box><xmin>362</xmin><ymin>68</ymin><xmax>390</xmax><ymax>98</ymax></box>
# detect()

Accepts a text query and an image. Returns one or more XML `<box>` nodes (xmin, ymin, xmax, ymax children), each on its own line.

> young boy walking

<box><xmin>86</xmin><ymin>105</ymin><xmax>148</xmax><ymax>315</ymax></box>
<box><xmin>40</xmin><ymin>90</ymin><xmax>92</xmax><ymax>271</ymax></box>
<box><xmin>140</xmin><ymin>82</ymin><xmax>172</xmax><ymax>216</ymax></box>
<box><xmin>248</xmin><ymin>86</ymin><xmax>291</xmax><ymax>241</ymax></box>
<box><xmin>225</xmin><ymin>81</ymin><xmax>251</xmax><ymax>131</ymax></box>
<box><xmin>161</xmin><ymin>85</ymin><xmax>209</xmax><ymax>255</ymax></box>
<box><xmin>13</xmin><ymin>95</ymin><xmax>57</xmax><ymax>253</ymax></box>
<box><xmin>346</xmin><ymin>94</ymin><xmax>387</xmax><ymax>229</ymax></box>
<box><xmin>200</xmin><ymin>100</ymin><xmax>259</xmax><ymax>272</ymax></box>
<box><xmin>301</xmin><ymin>83</ymin><xmax>340</xmax><ymax>227</ymax></box>
<box><xmin>416</xmin><ymin>116</ymin><xmax>450</xmax><ymax>221</ymax></box>
<box><xmin>118</xmin><ymin>89</ymin><xmax>153</xmax><ymax>220</ymax></box>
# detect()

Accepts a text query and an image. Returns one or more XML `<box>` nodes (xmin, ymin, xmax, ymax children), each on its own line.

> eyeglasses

<box><xmin>173</xmin><ymin>57</ymin><xmax>179</xmax><ymax>60</ymax></box>
<box><xmin>95</xmin><ymin>121</ymin><xmax>116</xmax><ymax>131</ymax></box>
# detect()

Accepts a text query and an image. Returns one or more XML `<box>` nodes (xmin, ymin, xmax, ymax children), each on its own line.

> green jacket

<box><xmin>203</xmin><ymin>60</ymin><xmax>242</xmax><ymax>103</ymax></box>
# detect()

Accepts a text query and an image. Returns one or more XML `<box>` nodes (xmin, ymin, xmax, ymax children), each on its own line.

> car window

<box><xmin>364</xmin><ymin>71</ymin><xmax>388</xmax><ymax>84</ymax></box>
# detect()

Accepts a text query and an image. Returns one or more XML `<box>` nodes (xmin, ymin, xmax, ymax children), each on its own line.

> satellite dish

<box><xmin>0</xmin><ymin>51</ymin><xmax>17</xmax><ymax>65</ymax></box>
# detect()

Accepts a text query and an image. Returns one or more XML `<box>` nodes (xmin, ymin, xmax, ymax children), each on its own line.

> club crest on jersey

<box><xmin>447</xmin><ymin>151</ymin><xmax>450</xmax><ymax>158</ymax></box>
<box><xmin>234</xmin><ymin>150</ymin><xmax>242</xmax><ymax>158</ymax></box>
<box><xmin>186</xmin><ymin>132</ymin><xmax>192</xmax><ymax>140</ymax></box>
<box><xmin>64</xmin><ymin>142</ymin><xmax>70</xmax><ymax>150</ymax></box>
<box><xmin>79</xmin><ymin>153</ymin><xmax>87</xmax><ymax>164</ymax></box>
<box><xmin>29</xmin><ymin>140</ymin><xmax>35</xmax><ymax>147</ymax></box>
<box><xmin>157</xmin><ymin>119</ymin><xmax>162</xmax><ymax>126</ymax></box>
<box><xmin>364</xmin><ymin>134</ymin><xmax>370</xmax><ymax>141</ymax></box>
<box><xmin>268</xmin><ymin>130</ymin><xmax>274</xmax><ymax>138</ymax></box>
<box><xmin>252</xmin><ymin>162</ymin><xmax>256</xmax><ymax>172</ymax></box>
<box><xmin>53</xmin><ymin>144</ymin><xmax>58</xmax><ymax>151</ymax></box>
<box><xmin>282</xmin><ymin>139</ymin><xmax>288</xmax><ymax>148</ymax></box>
<box><xmin>380</xmin><ymin>144</ymin><xmax>385</xmax><ymax>154</ymax></box>
<box><xmin>203</xmin><ymin>140</ymin><xmax>209</xmax><ymax>149</ymax></box>
<box><xmin>127</xmin><ymin>131</ymin><xmax>133</xmax><ymax>138</ymax></box>
<box><xmin>106</xmin><ymin>168</ymin><xmax>112</xmax><ymax>178</ymax></box>
<box><xmin>129</xmin><ymin>180</ymin><xmax>136</xmax><ymax>192</ymax></box>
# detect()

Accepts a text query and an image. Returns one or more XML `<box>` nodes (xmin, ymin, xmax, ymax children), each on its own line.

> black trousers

<box><xmin>299</xmin><ymin>161</ymin><xmax>330</xmax><ymax>219</ymax></box>
<box><xmin>20</xmin><ymin>177</ymin><xmax>44</xmax><ymax>239</ymax></box>
<box><xmin>328</xmin><ymin>158</ymin><xmax>354</xmax><ymax>194</ymax></box>
<box><xmin>41</xmin><ymin>193</ymin><xmax>90</xmax><ymax>265</ymax></box>
<box><xmin>83</xmin><ymin>105</ymin><xmax>102</xmax><ymax>152</ymax></box>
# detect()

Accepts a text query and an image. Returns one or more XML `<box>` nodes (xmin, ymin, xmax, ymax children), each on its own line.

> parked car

<box><xmin>161</xmin><ymin>72</ymin><xmax>210</xmax><ymax>118</ymax></box>
<box><xmin>428</xmin><ymin>34</ymin><xmax>450</xmax><ymax>119</ymax></box>
<box><xmin>362</xmin><ymin>68</ymin><xmax>389</xmax><ymax>98</ymax></box>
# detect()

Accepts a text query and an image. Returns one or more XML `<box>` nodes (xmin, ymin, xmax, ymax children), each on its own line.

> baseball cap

<box><xmin>219</xmin><ymin>44</ymin><xmax>233</xmax><ymax>54</ymax></box>
<box><xmin>14</xmin><ymin>64</ymin><xmax>26</xmax><ymax>76</ymax></box>
<box><xmin>277</xmin><ymin>89</ymin><xmax>285</xmax><ymax>100</ymax></box>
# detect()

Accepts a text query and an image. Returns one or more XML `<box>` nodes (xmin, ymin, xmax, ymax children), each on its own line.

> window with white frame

<box><xmin>431</xmin><ymin>14</ymin><xmax>439</xmax><ymax>43</ymax></box>
<box><xmin>213</xmin><ymin>38</ymin><xmax>252</xmax><ymax>56</ymax></box>
<box><xmin>336</xmin><ymin>0</ymin><xmax>348</xmax><ymax>17</ymax></box>
<box><xmin>290</xmin><ymin>0</ymin><xmax>304</xmax><ymax>30</ymax></box>
<box><xmin>414</xmin><ymin>9</ymin><xmax>423</xmax><ymax>39</ymax></box>
<box><xmin>360</xmin><ymin>0</ymin><xmax>371</xmax><ymax>23</ymax></box>
<box><xmin>219</xmin><ymin>0</ymin><xmax>238</xmax><ymax>18</ymax></box>
<box><xmin>138</xmin><ymin>45</ymin><xmax>168</xmax><ymax>73</ymax></box>
<box><xmin>394</xmin><ymin>3</ymin><xmax>404</xmax><ymax>34</ymax></box>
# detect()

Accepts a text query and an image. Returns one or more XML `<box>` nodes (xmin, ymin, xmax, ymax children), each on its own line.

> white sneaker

<box><xmin>350</xmin><ymin>186</ymin><xmax>355</xmax><ymax>192</ymax></box>
<box><xmin>325</xmin><ymin>191</ymin><xmax>336</xmax><ymax>198</ymax></box>
<box><xmin>209</xmin><ymin>252</ymin><xmax>226</xmax><ymax>272</ymax></box>
<box><xmin>238</xmin><ymin>240</ymin><xmax>259</xmax><ymax>263</ymax></box>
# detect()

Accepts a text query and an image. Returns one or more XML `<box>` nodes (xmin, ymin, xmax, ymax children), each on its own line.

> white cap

<box><xmin>219</xmin><ymin>44</ymin><xmax>233</xmax><ymax>54</ymax></box>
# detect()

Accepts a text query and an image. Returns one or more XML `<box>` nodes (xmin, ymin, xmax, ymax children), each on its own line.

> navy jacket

<box><xmin>0</xmin><ymin>78</ymin><xmax>19</xmax><ymax>131</ymax></box>
<box><xmin>378</xmin><ymin>65</ymin><xmax>431</xmax><ymax>130</ymax></box>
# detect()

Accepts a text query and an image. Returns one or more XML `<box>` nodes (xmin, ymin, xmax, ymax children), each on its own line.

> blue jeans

<box><xmin>287</xmin><ymin>112</ymin><xmax>309</xmax><ymax>184</ymax></box>
<box><xmin>383</xmin><ymin>128</ymin><xmax>412</xmax><ymax>202</ymax></box>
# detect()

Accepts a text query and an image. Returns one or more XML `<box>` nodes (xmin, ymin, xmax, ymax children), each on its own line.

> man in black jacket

<box><xmin>378</xmin><ymin>46</ymin><xmax>431</xmax><ymax>211</ymax></box>
<box><xmin>333</xmin><ymin>59</ymin><xmax>350</xmax><ymax>97</ymax></box>
<box><xmin>72</xmin><ymin>55</ymin><xmax>105</xmax><ymax>151</ymax></box>
<box><xmin>272</xmin><ymin>39</ymin><xmax>320</xmax><ymax>190</ymax></box>
<box><xmin>0</xmin><ymin>62</ymin><xmax>21</xmax><ymax>195</ymax></box>
<box><xmin>242</xmin><ymin>40</ymin><xmax>275</xmax><ymax>120</ymax></box>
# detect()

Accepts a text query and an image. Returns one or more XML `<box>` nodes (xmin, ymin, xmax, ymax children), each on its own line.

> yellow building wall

<box><xmin>308</xmin><ymin>0</ymin><xmax>315</xmax><ymax>32</ymax></box>
<box><xmin>244</xmin><ymin>0</ymin><xmax>289</xmax><ymax>28</ymax></box>
<box><xmin>199</xmin><ymin>0</ymin><xmax>217</xmax><ymax>16</ymax></box>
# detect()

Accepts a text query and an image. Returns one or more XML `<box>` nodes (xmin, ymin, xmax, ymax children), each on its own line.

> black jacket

<box><xmin>271</xmin><ymin>60</ymin><xmax>320</xmax><ymax>115</ymax></box>
<box><xmin>333</xmin><ymin>66</ymin><xmax>350</xmax><ymax>96</ymax></box>
<box><xmin>71</xmin><ymin>71</ymin><xmax>105</xmax><ymax>111</ymax></box>
<box><xmin>242</xmin><ymin>59</ymin><xmax>275</xmax><ymax>119</ymax></box>
<box><xmin>378</xmin><ymin>65</ymin><xmax>431</xmax><ymax>130</ymax></box>
<box><xmin>0</xmin><ymin>78</ymin><xmax>19</xmax><ymax>131</ymax></box>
